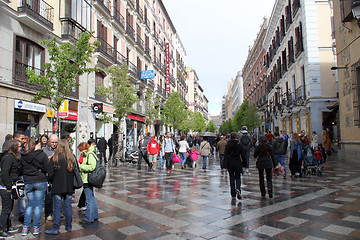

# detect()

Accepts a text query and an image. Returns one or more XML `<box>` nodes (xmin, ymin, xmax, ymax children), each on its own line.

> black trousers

<box><xmin>165</xmin><ymin>152</ymin><xmax>173</xmax><ymax>171</ymax></box>
<box><xmin>77</xmin><ymin>189</ymin><xmax>86</xmax><ymax>208</ymax></box>
<box><xmin>45</xmin><ymin>192</ymin><xmax>53</xmax><ymax>217</ymax></box>
<box><xmin>99</xmin><ymin>151</ymin><xmax>107</xmax><ymax>164</ymax></box>
<box><xmin>0</xmin><ymin>190</ymin><xmax>13</xmax><ymax>232</ymax></box>
<box><xmin>138</xmin><ymin>151</ymin><xmax>150</xmax><ymax>169</ymax></box>
<box><xmin>219</xmin><ymin>154</ymin><xmax>225</xmax><ymax>169</ymax></box>
<box><xmin>227</xmin><ymin>168</ymin><xmax>242</xmax><ymax>197</ymax></box>
<box><xmin>258</xmin><ymin>168</ymin><xmax>273</xmax><ymax>196</ymax></box>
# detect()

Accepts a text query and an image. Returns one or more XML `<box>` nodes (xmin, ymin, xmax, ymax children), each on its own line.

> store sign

<box><xmin>60</xmin><ymin>110</ymin><xmax>78</xmax><ymax>121</ymax></box>
<box><xmin>14</xmin><ymin>100</ymin><xmax>46</xmax><ymax>113</ymax></box>
<box><xmin>95</xmin><ymin>112</ymin><xmax>105</xmax><ymax>121</ymax></box>
<box><xmin>47</xmin><ymin>110</ymin><xmax>54</xmax><ymax>118</ymax></box>
<box><xmin>59</xmin><ymin>100</ymin><xmax>69</xmax><ymax>113</ymax></box>
<box><xmin>92</xmin><ymin>103</ymin><xmax>103</xmax><ymax>113</ymax></box>
<box><xmin>141</xmin><ymin>70</ymin><xmax>154</xmax><ymax>79</ymax></box>
<box><xmin>165</xmin><ymin>43</ymin><xmax>170</xmax><ymax>92</ymax></box>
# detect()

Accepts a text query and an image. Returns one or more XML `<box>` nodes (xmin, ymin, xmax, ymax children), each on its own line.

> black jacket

<box><xmin>224</xmin><ymin>140</ymin><xmax>243</xmax><ymax>170</ymax></box>
<box><xmin>48</xmin><ymin>154</ymin><xmax>74</xmax><ymax>195</ymax></box>
<box><xmin>97</xmin><ymin>138</ymin><xmax>107</xmax><ymax>151</ymax></box>
<box><xmin>272</xmin><ymin>137</ymin><xmax>288</xmax><ymax>155</ymax></box>
<box><xmin>0</xmin><ymin>153</ymin><xmax>20</xmax><ymax>190</ymax></box>
<box><xmin>254</xmin><ymin>143</ymin><xmax>275</xmax><ymax>169</ymax></box>
<box><xmin>20</xmin><ymin>150</ymin><xmax>49</xmax><ymax>184</ymax></box>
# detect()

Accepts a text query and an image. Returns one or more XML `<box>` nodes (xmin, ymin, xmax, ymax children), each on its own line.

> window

<box><xmin>15</xmin><ymin>37</ymin><xmax>44</xmax><ymax>79</ymax></box>
<box><xmin>340</xmin><ymin>0</ymin><xmax>353</xmax><ymax>22</ymax></box>
<box><xmin>62</xmin><ymin>0</ymin><xmax>91</xmax><ymax>31</ymax></box>
<box><xmin>95</xmin><ymin>72</ymin><xmax>104</xmax><ymax>91</ymax></box>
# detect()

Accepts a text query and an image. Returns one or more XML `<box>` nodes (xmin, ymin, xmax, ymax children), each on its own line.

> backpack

<box><xmin>241</xmin><ymin>134</ymin><xmax>250</xmax><ymax>146</ymax></box>
<box><xmin>87</xmin><ymin>153</ymin><xmax>106</xmax><ymax>188</ymax></box>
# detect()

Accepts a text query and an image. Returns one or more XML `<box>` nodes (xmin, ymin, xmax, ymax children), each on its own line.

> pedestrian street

<box><xmin>12</xmin><ymin>154</ymin><xmax>360</xmax><ymax>240</ymax></box>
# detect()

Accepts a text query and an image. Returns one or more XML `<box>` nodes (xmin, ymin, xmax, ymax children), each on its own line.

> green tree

<box><xmin>193</xmin><ymin>112</ymin><xmax>206</xmax><ymax>133</ymax></box>
<box><xmin>27</xmin><ymin>32</ymin><xmax>99</xmax><ymax>134</ymax></box>
<box><xmin>207</xmin><ymin>120</ymin><xmax>216</xmax><ymax>133</ymax></box>
<box><xmin>144</xmin><ymin>89</ymin><xmax>161</xmax><ymax>132</ymax></box>
<box><xmin>162</xmin><ymin>92</ymin><xmax>187</xmax><ymax>131</ymax></box>
<box><xmin>219</xmin><ymin>119</ymin><xmax>233</xmax><ymax>134</ymax></box>
<box><xmin>95</xmin><ymin>64</ymin><xmax>137</xmax><ymax>166</ymax></box>
<box><xmin>233</xmin><ymin>100</ymin><xmax>249</xmax><ymax>131</ymax></box>
<box><xmin>178</xmin><ymin>110</ymin><xmax>194</xmax><ymax>134</ymax></box>
<box><xmin>243</xmin><ymin>103</ymin><xmax>262</xmax><ymax>131</ymax></box>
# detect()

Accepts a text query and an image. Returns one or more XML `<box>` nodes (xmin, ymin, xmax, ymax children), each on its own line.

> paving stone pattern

<box><xmin>7</xmin><ymin>153</ymin><xmax>360</xmax><ymax>239</ymax></box>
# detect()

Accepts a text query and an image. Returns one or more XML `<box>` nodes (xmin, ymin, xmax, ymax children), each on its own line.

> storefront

<box><xmin>126</xmin><ymin>113</ymin><xmax>146</xmax><ymax>151</ymax></box>
<box><xmin>14</xmin><ymin>99</ymin><xmax>46</xmax><ymax>137</ymax></box>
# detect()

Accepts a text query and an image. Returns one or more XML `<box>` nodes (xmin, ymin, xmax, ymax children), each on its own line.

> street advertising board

<box><xmin>141</xmin><ymin>70</ymin><xmax>155</xmax><ymax>79</ymax></box>
<box><xmin>165</xmin><ymin>43</ymin><xmax>170</xmax><ymax>92</ymax></box>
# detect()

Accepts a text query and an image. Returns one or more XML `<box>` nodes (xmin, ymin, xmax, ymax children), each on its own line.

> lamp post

<box><xmin>352</xmin><ymin>0</ymin><xmax>360</xmax><ymax>27</ymax></box>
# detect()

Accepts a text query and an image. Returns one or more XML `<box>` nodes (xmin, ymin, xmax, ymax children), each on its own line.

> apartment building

<box><xmin>0</xmin><ymin>0</ymin><xmax>188</xmax><ymax>150</ymax></box>
<box><xmin>186</xmin><ymin>68</ymin><xmax>209</xmax><ymax>122</ymax></box>
<box><xmin>223</xmin><ymin>79</ymin><xmax>234</xmax><ymax>120</ymax></box>
<box><xmin>333</xmin><ymin>0</ymin><xmax>360</xmax><ymax>159</ymax></box>
<box><xmin>231</xmin><ymin>71</ymin><xmax>244</xmax><ymax>113</ymax></box>
<box><xmin>263</xmin><ymin>0</ymin><xmax>337</xmax><ymax>138</ymax></box>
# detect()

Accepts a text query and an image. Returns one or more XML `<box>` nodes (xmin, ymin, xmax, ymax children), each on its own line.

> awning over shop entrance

<box><xmin>127</xmin><ymin>114</ymin><xmax>145</xmax><ymax>123</ymax></box>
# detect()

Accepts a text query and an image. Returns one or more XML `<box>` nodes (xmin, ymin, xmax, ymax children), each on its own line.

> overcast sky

<box><xmin>163</xmin><ymin>0</ymin><xmax>276</xmax><ymax>116</ymax></box>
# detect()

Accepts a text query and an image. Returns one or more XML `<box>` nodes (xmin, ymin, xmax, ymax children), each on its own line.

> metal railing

<box><xmin>295</xmin><ymin>39</ymin><xmax>303</xmax><ymax>57</ymax></box>
<box><xmin>14</xmin><ymin>61</ymin><xmax>43</xmax><ymax>90</ymax></box>
<box><xmin>126</xmin><ymin>23</ymin><xmax>135</xmax><ymax>41</ymax></box>
<box><xmin>170</xmin><ymin>75</ymin><xmax>176</xmax><ymax>85</ymax></box>
<box><xmin>287</xmin><ymin>52</ymin><xmax>295</xmax><ymax>68</ymax></box>
<box><xmin>135</xmin><ymin>34</ymin><xmax>144</xmax><ymax>51</ymax></box>
<box><xmin>292</xmin><ymin>0</ymin><xmax>301</xmax><ymax>16</ymax></box>
<box><xmin>114</xmin><ymin>51</ymin><xmax>127</xmax><ymax>65</ymax></box>
<box><xmin>60</xmin><ymin>18</ymin><xmax>86</xmax><ymax>40</ymax></box>
<box><xmin>145</xmin><ymin>17</ymin><xmax>150</xmax><ymax>30</ymax></box>
<box><xmin>94</xmin><ymin>0</ymin><xmax>110</xmax><ymax>14</ymax></box>
<box><xmin>112</xmin><ymin>7</ymin><xmax>125</xmax><ymax>30</ymax></box>
<box><xmin>128</xmin><ymin>62</ymin><xmax>139</xmax><ymax>79</ymax></box>
<box><xmin>153</xmin><ymin>31</ymin><xmax>159</xmax><ymax>43</ymax></box>
<box><xmin>127</xmin><ymin>0</ymin><xmax>134</xmax><ymax>8</ymax></box>
<box><xmin>136</xmin><ymin>4</ymin><xmax>143</xmax><ymax>20</ymax></box>
<box><xmin>96</xmin><ymin>37</ymin><xmax>115</xmax><ymax>61</ymax></box>
<box><xmin>147</xmin><ymin>79</ymin><xmax>154</xmax><ymax>89</ymax></box>
<box><xmin>145</xmin><ymin>45</ymin><xmax>151</xmax><ymax>58</ymax></box>
<box><xmin>295</xmin><ymin>86</ymin><xmax>305</xmax><ymax>102</ymax></box>
<box><xmin>95</xmin><ymin>89</ymin><xmax>107</xmax><ymax>102</ymax></box>
<box><xmin>18</xmin><ymin>0</ymin><xmax>54</xmax><ymax>28</ymax></box>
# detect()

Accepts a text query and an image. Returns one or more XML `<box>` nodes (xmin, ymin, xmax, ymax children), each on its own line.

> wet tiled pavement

<box><xmin>11</xmin><ymin>152</ymin><xmax>360</xmax><ymax>239</ymax></box>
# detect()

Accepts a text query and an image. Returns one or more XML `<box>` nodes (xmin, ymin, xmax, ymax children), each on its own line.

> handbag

<box><xmin>73</xmin><ymin>161</ymin><xmax>83</xmax><ymax>189</ymax></box>
<box><xmin>11</xmin><ymin>180</ymin><xmax>25</xmax><ymax>199</ymax></box>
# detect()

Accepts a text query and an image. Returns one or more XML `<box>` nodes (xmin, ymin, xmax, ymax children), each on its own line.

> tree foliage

<box><xmin>27</xmin><ymin>32</ymin><xmax>99</xmax><ymax>132</ymax></box>
<box><xmin>207</xmin><ymin>120</ymin><xmax>216</xmax><ymax>133</ymax></box>
<box><xmin>162</xmin><ymin>92</ymin><xmax>187</xmax><ymax>130</ymax></box>
<box><xmin>219</xmin><ymin>118</ymin><xmax>233</xmax><ymax>134</ymax></box>
<box><xmin>233</xmin><ymin>99</ymin><xmax>249</xmax><ymax>131</ymax></box>
<box><xmin>193</xmin><ymin>112</ymin><xmax>206</xmax><ymax>133</ymax></box>
<box><xmin>243</xmin><ymin>103</ymin><xmax>262</xmax><ymax>130</ymax></box>
<box><xmin>144</xmin><ymin>89</ymin><xmax>161</xmax><ymax>126</ymax></box>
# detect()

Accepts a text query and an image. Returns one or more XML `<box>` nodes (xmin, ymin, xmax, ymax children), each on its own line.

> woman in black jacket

<box><xmin>0</xmin><ymin>139</ymin><xmax>21</xmax><ymax>238</ymax></box>
<box><xmin>20</xmin><ymin>137</ymin><xmax>49</xmax><ymax>236</ymax></box>
<box><xmin>45</xmin><ymin>139</ymin><xmax>75</xmax><ymax>235</ymax></box>
<box><xmin>224</xmin><ymin>132</ymin><xmax>243</xmax><ymax>200</ymax></box>
<box><xmin>254</xmin><ymin>135</ymin><xmax>275</xmax><ymax>198</ymax></box>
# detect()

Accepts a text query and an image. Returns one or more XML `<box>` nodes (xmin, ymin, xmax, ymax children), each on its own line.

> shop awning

<box><xmin>127</xmin><ymin>114</ymin><xmax>145</xmax><ymax>123</ymax></box>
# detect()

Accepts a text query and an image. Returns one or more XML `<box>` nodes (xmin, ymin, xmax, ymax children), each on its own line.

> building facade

<box><xmin>0</xmin><ymin>0</ymin><xmax>189</xmax><ymax>152</ymax></box>
<box><xmin>333</xmin><ymin>0</ymin><xmax>360</xmax><ymax>159</ymax></box>
<box><xmin>231</xmin><ymin>71</ymin><xmax>244</xmax><ymax>113</ymax></box>
<box><xmin>261</xmin><ymin>0</ymin><xmax>337</xmax><ymax>139</ymax></box>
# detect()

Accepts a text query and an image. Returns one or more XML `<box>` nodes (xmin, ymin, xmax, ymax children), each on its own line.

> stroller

<box><xmin>185</xmin><ymin>150</ymin><xmax>193</xmax><ymax>168</ymax></box>
<box><xmin>302</xmin><ymin>145</ymin><xmax>319</xmax><ymax>177</ymax></box>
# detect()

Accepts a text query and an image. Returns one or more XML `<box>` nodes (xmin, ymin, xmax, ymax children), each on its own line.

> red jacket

<box><xmin>147</xmin><ymin>137</ymin><xmax>160</xmax><ymax>155</ymax></box>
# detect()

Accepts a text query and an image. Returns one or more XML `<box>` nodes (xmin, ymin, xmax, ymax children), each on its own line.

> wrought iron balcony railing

<box><xmin>126</xmin><ymin>23</ymin><xmax>135</xmax><ymax>41</ymax></box>
<box><xmin>18</xmin><ymin>0</ymin><xmax>54</xmax><ymax>28</ymax></box>
<box><xmin>14</xmin><ymin>61</ymin><xmax>43</xmax><ymax>91</ymax></box>
<box><xmin>60</xmin><ymin>18</ymin><xmax>86</xmax><ymax>40</ymax></box>
<box><xmin>135</xmin><ymin>34</ymin><xmax>144</xmax><ymax>51</ymax></box>
<box><xmin>96</xmin><ymin>37</ymin><xmax>115</xmax><ymax>61</ymax></box>
<box><xmin>112</xmin><ymin>7</ymin><xmax>125</xmax><ymax>30</ymax></box>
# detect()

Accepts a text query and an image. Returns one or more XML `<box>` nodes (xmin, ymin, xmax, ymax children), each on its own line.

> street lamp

<box><xmin>135</xmin><ymin>80</ymin><xmax>141</xmax><ymax>96</ymax></box>
<box><xmin>352</xmin><ymin>0</ymin><xmax>360</xmax><ymax>27</ymax></box>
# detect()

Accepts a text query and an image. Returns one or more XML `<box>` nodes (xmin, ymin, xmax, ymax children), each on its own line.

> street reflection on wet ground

<box><xmin>11</xmin><ymin>153</ymin><xmax>360</xmax><ymax>239</ymax></box>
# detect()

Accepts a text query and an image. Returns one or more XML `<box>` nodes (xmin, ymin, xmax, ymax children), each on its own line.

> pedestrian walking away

<box><xmin>224</xmin><ymin>132</ymin><xmax>243</xmax><ymax>200</ymax></box>
<box><xmin>254</xmin><ymin>136</ymin><xmax>275</xmax><ymax>198</ymax></box>
<box><xmin>162</xmin><ymin>132</ymin><xmax>176</xmax><ymax>173</ymax></box>
<box><xmin>216</xmin><ymin>136</ymin><xmax>227</xmax><ymax>171</ymax></box>
<box><xmin>199</xmin><ymin>137</ymin><xmax>211</xmax><ymax>169</ymax></box>
<box><xmin>272</xmin><ymin>132</ymin><xmax>288</xmax><ymax>179</ymax></box>
<box><xmin>138</xmin><ymin>134</ymin><xmax>151</xmax><ymax>170</ymax></box>
<box><xmin>97</xmin><ymin>137</ymin><xmax>107</xmax><ymax>165</ymax></box>
<box><xmin>239</xmin><ymin>126</ymin><xmax>252</xmax><ymax>174</ymax></box>
<box><xmin>289</xmin><ymin>133</ymin><xmax>303</xmax><ymax>177</ymax></box>
<box><xmin>178</xmin><ymin>136</ymin><xmax>190</xmax><ymax>169</ymax></box>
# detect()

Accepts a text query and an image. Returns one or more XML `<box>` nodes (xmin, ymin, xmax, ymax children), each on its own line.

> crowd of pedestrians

<box><xmin>0</xmin><ymin>132</ymin><xmax>101</xmax><ymax>238</ymax></box>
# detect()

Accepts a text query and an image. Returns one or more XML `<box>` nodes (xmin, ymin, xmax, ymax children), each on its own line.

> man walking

<box><xmin>272</xmin><ymin>132</ymin><xmax>288</xmax><ymax>179</ymax></box>
<box><xmin>216</xmin><ymin>136</ymin><xmax>227</xmax><ymax>171</ymax></box>
<box><xmin>43</xmin><ymin>134</ymin><xmax>59</xmax><ymax>221</ymax></box>
<box><xmin>97</xmin><ymin>136</ymin><xmax>107</xmax><ymax>165</ymax></box>
<box><xmin>108</xmin><ymin>134</ymin><xmax>113</xmax><ymax>163</ymax></box>
<box><xmin>239</xmin><ymin>126</ymin><xmax>253</xmax><ymax>174</ymax></box>
<box><xmin>138</xmin><ymin>133</ymin><xmax>151</xmax><ymax>170</ymax></box>
<box><xmin>162</xmin><ymin>132</ymin><xmax>175</xmax><ymax>173</ymax></box>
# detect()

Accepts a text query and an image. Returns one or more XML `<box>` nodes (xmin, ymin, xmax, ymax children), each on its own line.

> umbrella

<box><xmin>199</xmin><ymin>132</ymin><xmax>216</xmax><ymax>137</ymax></box>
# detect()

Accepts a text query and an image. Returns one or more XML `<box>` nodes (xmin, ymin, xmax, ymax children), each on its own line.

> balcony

<box><xmin>159</xmin><ymin>38</ymin><xmax>164</xmax><ymax>51</ymax></box>
<box><xmin>128</xmin><ymin>62</ymin><xmax>139</xmax><ymax>79</ymax></box>
<box><xmin>160</xmin><ymin>62</ymin><xmax>165</xmax><ymax>73</ymax></box>
<box><xmin>281</xmin><ymin>62</ymin><xmax>287</xmax><ymax>75</ymax></box>
<box><xmin>147</xmin><ymin>79</ymin><xmax>154</xmax><ymax>90</ymax></box>
<box><xmin>93</xmin><ymin>0</ymin><xmax>111</xmax><ymax>18</ymax></box>
<box><xmin>135</xmin><ymin>34</ymin><xmax>144</xmax><ymax>52</ymax></box>
<box><xmin>292</xmin><ymin>0</ymin><xmax>301</xmax><ymax>17</ymax></box>
<box><xmin>136</xmin><ymin>4</ymin><xmax>143</xmax><ymax>21</ymax></box>
<box><xmin>60</xmin><ymin>18</ymin><xmax>86</xmax><ymax>41</ymax></box>
<box><xmin>127</xmin><ymin>0</ymin><xmax>134</xmax><ymax>9</ymax></box>
<box><xmin>144</xmin><ymin>17</ymin><xmax>150</xmax><ymax>31</ymax></box>
<box><xmin>14</xmin><ymin>61</ymin><xmax>43</xmax><ymax>91</ymax></box>
<box><xmin>294</xmin><ymin>86</ymin><xmax>305</xmax><ymax>105</ymax></box>
<box><xmin>0</xmin><ymin>0</ymin><xmax>10</xmax><ymax>6</ymax></box>
<box><xmin>95</xmin><ymin>37</ymin><xmax>115</xmax><ymax>65</ymax></box>
<box><xmin>114</xmin><ymin>51</ymin><xmax>127</xmax><ymax>66</ymax></box>
<box><xmin>95</xmin><ymin>89</ymin><xmax>107</xmax><ymax>102</ymax></box>
<box><xmin>153</xmin><ymin>55</ymin><xmax>161</xmax><ymax>69</ymax></box>
<box><xmin>153</xmin><ymin>31</ymin><xmax>159</xmax><ymax>43</ymax></box>
<box><xmin>17</xmin><ymin>0</ymin><xmax>54</xmax><ymax>34</ymax></box>
<box><xmin>287</xmin><ymin>53</ymin><xmax>295</xmax><ymax>68</ymax></box>
<box><xmin>112</xmin><ymin>7</ymin><xmax>125</xmax><ymax>32</ymax></box>
<box><xmin>170</xmin><ymin>75</ymin><xmax>176</xmax><ymax>85</ymax></box>
<box><xmin>126</xmin><ymin>23</ymin><xmax>135</xmax><ymax>42</ymax></box>
<box><xmin>145</xmin><ymin>45</ymin><xmax>151</xmax><ymax>59</ymax></box>
<box><xmin>295</xmin><ymin>39</ymin><xmax>304</xmax><ymax>58</ymax></box>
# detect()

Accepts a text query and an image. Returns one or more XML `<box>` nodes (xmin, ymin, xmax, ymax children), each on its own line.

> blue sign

<box><xmin>17</xmin><ymin>100</ymin><xmax>23</xmax><ymax>109</ymax></box>
<box><xmin>141</xmin><ymin>70</ymin><xmax>154</xmax><ymax>79</ymax></box>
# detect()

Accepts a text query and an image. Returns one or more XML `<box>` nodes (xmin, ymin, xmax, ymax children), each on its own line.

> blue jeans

<box><xmin>23</xmin><ymin>182</ymin><xmax>47</xmax><ymax>229</ymax></box>
<box><xmin>202</xmin><ymin>156</ymin><xmax>208</xmax><ymax>168</ymax></box>
<box><xmin>52</xmin><ymin>194</ymin><xmax>72</xmax><ymax>231</ymax></box>
<box><xmin>180</xmin><ymin>152</ymin><xmax>187</xmax><ymax>166</ymax></box>
<box><xmin>159</xmin><ymin>151</ymin><xmax>165</xmax><ymax>167</ymax></box>
<box><xmin>274</xmin><ymin>155</ymin><xmax>286</xmax><ymax>175</ymax></box>
<box><xmin>84</xmin><ymin>185</ymin><xmax>99</xmax><ymax>222</ymax></box>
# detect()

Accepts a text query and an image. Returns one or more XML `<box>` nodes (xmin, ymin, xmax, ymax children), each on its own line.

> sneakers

<box><xmin>0</xmin><ymin>231</ymin><xmax>14</xmax><ymax>238</ymax></box>
<box><xmin>45</xmin><ymin>229</ymin><xmax>59</xmax><ymax>235</ymax></box>
<box><xmin>7</xmin><ymin>227</ymin><xmax>18</xmax><ymax>234</ymax></box>
<box><xmin>236</xmin><ymin>189</ymin><xmax>242</xmax><ymax>200</ymax></box>
<box><xmin>21</xmin><ymin>227</ymin><xmax>29</xmax><ymax>236</ymax></box>
<box><xmin>78</xmin><ymin>207</ymin><xmax>87</xmax><ymax>211</ymax></box>
<box><xmin>33</xmin><ymin>228</ymin><xmax>40</xmax><ymax>235</ymax></box>
<box><xmin>46</xmin><ymin>215</ymin><xmax>53</xmax><ymax>221</ymax></box>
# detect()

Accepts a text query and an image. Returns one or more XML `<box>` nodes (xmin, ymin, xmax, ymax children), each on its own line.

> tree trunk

<box><xmin>56</xmin><ymin>108</ymin><xmax>60</xmax><ymax>137</ymax></box>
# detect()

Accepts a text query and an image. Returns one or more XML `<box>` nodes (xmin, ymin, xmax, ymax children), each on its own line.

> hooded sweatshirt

<box><xmin>79</xmin><ymin>145</ymin><xmax>97</xmax><ymax>184</ymax></box>
<box><xmin>147</xmin><ymin>136</ymin><xmax>160</xmax><ymax>155</ymax></box>
<box><xmin>272</xmin><ymin>136</ymin><xmax>288</xmax><ymax>155</ymax></box>
<box><xmin>20</xmin><ymin>149</ymin><xmax>49</xmax><ymax>184</ymax></box>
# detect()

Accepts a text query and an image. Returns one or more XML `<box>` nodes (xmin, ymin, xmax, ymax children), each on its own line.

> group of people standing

<box><xmin>0</xmin><ymin>132</ymin><xmax>100</xmax><ymax>238</ymax></box>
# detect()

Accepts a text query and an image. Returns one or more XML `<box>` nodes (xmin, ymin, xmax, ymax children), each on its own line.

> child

<box><xmin>190</xmin><ymin>146</ymin><xmax>201</xmax><ymax>169</ymax></box>
<box><xmin>313</xmin><ymin>146</ymin><xmax>322</xmax><ymax>162</ymax></box>
<box><xmin>318</xmin><ymin>143</ymin><xmax>327</xmax><ymax>163</ymax></box>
